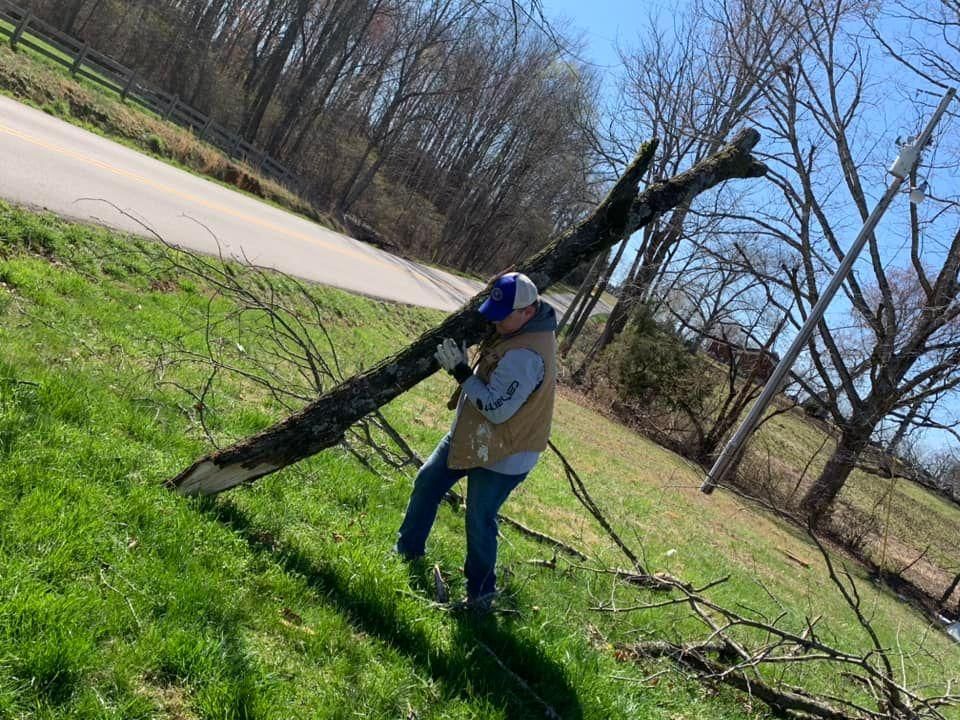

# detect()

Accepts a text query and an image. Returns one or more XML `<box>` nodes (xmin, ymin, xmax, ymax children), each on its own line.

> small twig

<box><xmin>439</xmin><ymin>485</ymin><xmax>590</xmax><ymax>561</ymax></box>
<box><xmin>897</xmin><ymin>544</ymin><xmax>930</xmax><ymax>576</ymax></box>
<box><xmin>549</xmin><ymin>440</ymin><xmax>644</xmax><ymax>571</ymax></box>
<box><xmin>497</xmin><ymin>514</ymin><xmax>590</xmax><ymax>561</ymax></box>
<box><xmin>572</xmin><ymin>563</ymin><xmax>727</xmax><ymax>595</ymax></box>
<box><xmin>777</xmin><ymin>548</ymin><xmax>812</xmax><ymax>569</ymax></box>
<box><xmin>98</xmin><ymin>566</ymin><xmax>142</xmax><ymax>630</ymax></box>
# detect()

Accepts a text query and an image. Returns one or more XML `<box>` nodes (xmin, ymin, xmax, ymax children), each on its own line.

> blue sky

<box><xmin>539</xmin><ymin>0</ymin><xmax>629</xmax><ymax>69</ymax></box>
<box><xmin>539</xmin><ymin>0</ymin><xmax>685</xmax><ymax>96</ymax></box>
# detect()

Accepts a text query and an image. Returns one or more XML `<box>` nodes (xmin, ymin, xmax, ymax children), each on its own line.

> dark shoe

<box><xmin>392</xmin><ymin>543</ymin><xmax>424</xmax><ymax>562</ymax></box>
<box><xmin>448</xmin><ymin>591</ymin><xmax>497</xmax><ymax>614</ymax></box>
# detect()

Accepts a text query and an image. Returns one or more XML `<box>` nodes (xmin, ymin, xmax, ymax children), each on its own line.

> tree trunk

<box><xmin>592</xmin><ymin>198</ymin><xmax>692</xmax><ymax>356</ymax></box>
<box><xmin>242</xmin><ymin>0</ymin><xmax>309</xmax><ymax>142</ymax></box>
<box><xmin>63</xmin><ymin>0</ymin><xmax>87</xmax><ymax>35</ymax></box>
<box><xmin>800</xmin><ymin>424</ymin><xmax>875</xmax><ymax>521</ymax></box>
<box><xmin>886</xmin><ymin>399</ymin><xmax>920</xmax><ymax>457</ymax></box>
<box><xmin>572</xmin><ymin>223</ymin><xmax>656</xmax><ymax>376</ymax></box>
<box><xmin>265</xmin><ymin>0</ymin><xmax>367</xmax><ymax>157</ymax></box>
<box><xmin>75</xmin><ymin>0</ymin><xmax>105</xmax><ymax>36</ymax></box>
<box><xmin>561</xmin><ymin>242</ymin><xmax>626</xmax><ymax>356</ymax></box>
<box><xmin>595</xmin><ymin>255</ymin><xmax>661</xmax><ymax>352</ymax></box>
<box><xmin>558</xmin><ymin>256</ymin><xmax>604</xmax><ymax>335</ymax></box>
<box><xmin>336</xmin><ymin>147</ymin><xmax>383</xmax><ymax>215</ymax></box>
<box><xmin>168</xmin><ymin>130</ymin><xmax>766</xmax><ymax>495</ymax></box>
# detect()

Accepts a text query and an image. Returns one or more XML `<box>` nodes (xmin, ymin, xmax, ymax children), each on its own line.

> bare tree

<box><xmin>655</xmin><ymin>245</ymin><xmax>766</xmax><ymax>352</ymax></box>
<box><xmin>422</xmin><ymin>28</ymin><xmax>597</xmax><ymax>272</ymax></box>
<box><xmin>333</xmin><ymin>0</ymin><xmax>470</xmax><ymax>214</ymax></box>
<box><xmin>611</xmin><ymin>254</ymin><xmax>794</xmax><ymax>466</ymax></box>
<box><xmin>721</xmin><ymin>0</ymin><xmax>960</xmax><ymax>520</ymax></box>
<box><xmin>867</xmin><ymin>0</ymin><xmax>960</xmax><ymax>92</ymax></box>
<box><xmin>20</xmin><ymin>0</ymin><xmax>598</xmax><ymax>276</ymax></box>
<box><xmin>569</xmin><ymin>0</ymin><xmax>796</xmax><ymax>371</ymax></box>
<box><xmin>240</xmin><ymin>0</ymin><xmax>314</xmax><ymax>141</ymax></box>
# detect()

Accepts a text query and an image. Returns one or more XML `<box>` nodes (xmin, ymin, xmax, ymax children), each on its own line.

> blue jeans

<box><xmin>396</xmin><ymin>433</ymin><xmax>526</xmax><ymax>599</ymax></box>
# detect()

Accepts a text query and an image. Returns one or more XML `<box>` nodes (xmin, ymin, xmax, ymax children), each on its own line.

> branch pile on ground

<box><xmin>544</xmin><ymin>452</ymin><xmax>959</xmax><ymax>720</ymax></box>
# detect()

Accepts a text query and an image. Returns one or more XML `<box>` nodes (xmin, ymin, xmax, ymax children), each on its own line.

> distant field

<box><xmin>753</xmin><ymin>407</ymin><xmax>960</xmax><ymax>601</ymax></box>
<box><xmin>0</xmin><ymin>202</ymin><xmax>957</xmax><ymax>718</ymax></box>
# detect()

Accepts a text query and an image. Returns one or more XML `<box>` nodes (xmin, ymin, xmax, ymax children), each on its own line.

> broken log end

<box><xmin>746</xmin><ymin>159</ymin><xmax>768</xmax><ymax>178</ymax></box>
<box><xmin>170</xmin><ymin>458</ymin><xmax>281</xmax><ymax>496</ymax></box>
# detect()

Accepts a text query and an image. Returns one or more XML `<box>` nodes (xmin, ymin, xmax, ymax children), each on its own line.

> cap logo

<box><xmin>491</xmin><ymin>287</ymin><xmax>504</xmax><ymax>302</ymax></box>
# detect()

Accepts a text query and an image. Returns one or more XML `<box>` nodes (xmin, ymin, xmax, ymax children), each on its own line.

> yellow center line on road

<box><xmin>0</xmin><ymin>120</ymin><xmax>405</xmax><ymax>274</ymax></box>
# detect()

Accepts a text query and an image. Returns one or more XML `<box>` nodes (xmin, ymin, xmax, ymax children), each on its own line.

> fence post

<box><xmin>120</xmin><ymin>71</ymin><xmax>137</xmax><ymax>102</ymax></box>
<box><xmin>198</xmin><ymin>117</ymin><xmax>213</xmax><ymax>141</ymax></box>
<box><xmin>10</xmin><ymin>11</ymin><xmax>32</xmax><ymax>49</ymax></box>
<box><xmin>163</xmin><ymin>95</ymin><xmax>179</xmax><ymax>121</ymax></box>
<box><xmin>70</xmin><ymin>42</ymin><xmax>90</xmax><ymax>77</ymax></box>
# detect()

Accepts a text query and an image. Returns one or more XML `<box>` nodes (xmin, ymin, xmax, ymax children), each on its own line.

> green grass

<box><xmin>0</xmin><ymin>16</ymin><xmax>123</xmax><ymax>95</ymax></box>
<box><xmin>0</xmin><ymin>202</ymin><xmax>957</xmax><ymax>719</ymax></box>
<box><xmin>0</xmin><ymin>17</ymin><xmax>76</xmax><ymax>65</ymax></box>
<box><xmin>552</xmin><ymin>283</ymin><xmax>616</xmax><ymax>309</ymax></box>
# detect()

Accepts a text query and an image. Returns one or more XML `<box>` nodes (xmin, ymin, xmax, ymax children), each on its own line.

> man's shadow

<box><xmin>204</xmin><ymin>499</ymin><xmax>584</xmax><ymax>719</ymax></box>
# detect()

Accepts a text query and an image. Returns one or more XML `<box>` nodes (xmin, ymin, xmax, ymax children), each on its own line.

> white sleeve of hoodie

<box><xmin>460</xmin><ymin>348</ymin><xmax>545</xmax><ymax>424</ymax></box>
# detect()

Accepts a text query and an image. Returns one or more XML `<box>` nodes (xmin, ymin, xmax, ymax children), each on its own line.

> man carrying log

<box><xmin>169</xmin><ymin>133</ymin><xmax>765</xmax><ymax>500</ymax></box>
<box><xmin>394</xmin><ymin>272</ymin><xmax>558</xmax><ymax>611</ymax></box>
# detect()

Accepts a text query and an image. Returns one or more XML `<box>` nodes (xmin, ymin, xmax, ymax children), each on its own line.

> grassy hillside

<box><xmin>563</xmin><ymin>318</ymin><xmax>960</xmax><ymax>613</ymax></box>
<box><xmin>0</xmin><ymin>202</ymin><xmax>958</xmax><ymax>719</ymax></box>
<box><xmin>753</xmin><ymin>409</ymin><xmax>960</xmax><ymax>604</ymax></box>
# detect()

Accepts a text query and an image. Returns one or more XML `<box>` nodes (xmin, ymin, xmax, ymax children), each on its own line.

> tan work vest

<box><xmin>448</xmin><ymin>329</ymin><xmax>556</xmax><ymax>470</ymax></box>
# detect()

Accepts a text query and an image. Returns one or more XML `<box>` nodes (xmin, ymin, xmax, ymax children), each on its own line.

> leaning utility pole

<box><xmin>701</xmin><ymin>87</ymin><xmax>957</xmax><ymax>494</ymax></box>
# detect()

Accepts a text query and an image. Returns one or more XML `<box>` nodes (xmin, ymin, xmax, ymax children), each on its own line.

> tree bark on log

<box><xmin>168</xmin><ymin>129</ymin><xmax>766</xmax><ymax>495</ymax></box>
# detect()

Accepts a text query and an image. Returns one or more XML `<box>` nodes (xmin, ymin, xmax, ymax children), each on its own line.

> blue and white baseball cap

<box><xmin>478</xmin><ymin>272</ymin><xmax>540</xmax><ymax>321</ymax></box>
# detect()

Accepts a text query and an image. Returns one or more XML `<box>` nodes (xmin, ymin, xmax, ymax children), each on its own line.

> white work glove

<box><xmin>435</xmin><ymin>338</ymin><xmax>473</xmax><ymax>383</ymax></box>
<box><xmin>435</xmin><ymin>338</ymin><xmax>467</xmax><ymax>371</ymax></box>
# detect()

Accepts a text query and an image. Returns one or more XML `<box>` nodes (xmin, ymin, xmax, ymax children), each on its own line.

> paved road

<box><xmin>0</xmin><ymin>95</ymin><xmax>599</xmax><ymax>316</ymax></box>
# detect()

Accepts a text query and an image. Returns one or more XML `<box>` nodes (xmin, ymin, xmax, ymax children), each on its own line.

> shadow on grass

<box><xmin>203</xmin><ymin>498</ymin><xmax>584</xmax><ymax>719</ymax></box>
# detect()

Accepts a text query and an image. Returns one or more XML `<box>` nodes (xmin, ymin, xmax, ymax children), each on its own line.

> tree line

<box><xmin>36</xmin><ymin>0</ymin><xmax>596</xmax><ymax>273</ymax></box>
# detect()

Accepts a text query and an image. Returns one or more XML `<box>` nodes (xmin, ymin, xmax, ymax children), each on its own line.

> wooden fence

<box><xmin>0</xmin><ymin>0</ymin><xmax>298</xmax><ymax>190</ymax></box>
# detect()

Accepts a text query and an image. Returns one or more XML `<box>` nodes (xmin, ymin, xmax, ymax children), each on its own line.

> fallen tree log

<box><xmin>169</xmin><ymin>129</ymin><xmax>766</xmax><ymax>495</ymax></box>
